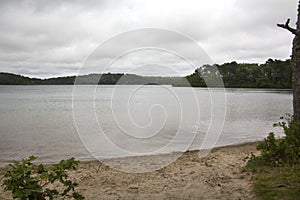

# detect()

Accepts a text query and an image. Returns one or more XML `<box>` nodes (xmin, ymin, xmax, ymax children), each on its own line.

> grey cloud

<box><xmin>0</xmin><ymin>0</ymin><xmax>297</xmax><ymax>77</ymax></box>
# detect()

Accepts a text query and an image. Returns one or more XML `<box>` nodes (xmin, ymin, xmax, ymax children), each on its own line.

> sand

<box><xmin>0</xmin><ymin>142</ymin><xmax>259</xmax><ymax>200</ymax></box>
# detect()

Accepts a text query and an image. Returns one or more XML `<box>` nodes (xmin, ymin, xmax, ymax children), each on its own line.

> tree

<box><xmin>277</xmin><ymin>1</ymin><xmax>300</xmax><ymax>121</ymax></box>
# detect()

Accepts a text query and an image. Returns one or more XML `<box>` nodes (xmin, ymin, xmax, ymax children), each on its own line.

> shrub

<box><xmin>2</xmin><ymin>156</ymin><xmax>84</xmax><ymax>200</ymax></box>
<box><xmin>248</xmin><ymin>114</ymin><xmax>300</xmax><ymax>167</ymax></box>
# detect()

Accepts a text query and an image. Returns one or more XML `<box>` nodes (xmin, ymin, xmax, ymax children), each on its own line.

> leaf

<box><xmin>2</xmin><ymin>156</ymin><xmax>84</xmax><ymax>200</ymax></box>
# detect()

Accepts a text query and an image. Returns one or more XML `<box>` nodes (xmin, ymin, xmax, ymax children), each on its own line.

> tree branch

<box><xmin>277</xmin><ymin>19</ymin><xmax>298</xmax><ymax>35</ymax></box>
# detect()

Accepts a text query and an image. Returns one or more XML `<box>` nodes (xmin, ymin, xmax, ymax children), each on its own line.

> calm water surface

<box><xmin>0</xmin><ymin>85</ymin><xmax>292</xmax><ymax>165</ymax></box>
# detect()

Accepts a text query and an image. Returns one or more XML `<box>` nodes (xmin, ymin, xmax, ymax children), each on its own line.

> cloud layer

<box><xmin>0</xmin><ymin>0</ymin><xmax>297</xmax><ymax>77</ymax></box>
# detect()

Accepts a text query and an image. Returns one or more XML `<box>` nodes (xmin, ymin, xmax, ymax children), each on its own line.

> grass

<box><xmin>246</xmin><ymin>163</ymin><xmax>300</xmax><ymax>200</ymax></box>
<box><xmin>243</xmin><ymin>116</ymin><xmax>300</xmax><ymax>199</ymax></box>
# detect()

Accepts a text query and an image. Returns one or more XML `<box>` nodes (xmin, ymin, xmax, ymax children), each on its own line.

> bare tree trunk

<box><xmin>278</xmin><ymin>1</ymin><xmax>300</xmax><ymax>121</ymax></box>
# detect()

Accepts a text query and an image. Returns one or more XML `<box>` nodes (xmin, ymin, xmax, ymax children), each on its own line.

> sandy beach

<box><xmin>0</xmin><ymin>142</ymin><xmax>259</xmax><ymax>199</ymax></box>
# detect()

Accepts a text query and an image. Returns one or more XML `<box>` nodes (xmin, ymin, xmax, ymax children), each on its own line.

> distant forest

<box><xmin>0</xmin><ymin>59</ymin><xmax>292</xmax><ymax>88</ymax></box>
<box><xmin>187</xmin><ymin>58</ymin><xmax>291</xmax><ymax>88</ymax></box>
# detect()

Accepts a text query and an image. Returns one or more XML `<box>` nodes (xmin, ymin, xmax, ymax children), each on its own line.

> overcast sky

<box><xmin>0</xmin><ymin>0</ymin><xmax>297</xmax><ymax>78</ymax></box>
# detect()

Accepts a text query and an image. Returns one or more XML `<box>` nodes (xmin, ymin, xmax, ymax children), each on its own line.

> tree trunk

<box><xmin>292</xmin><ymin>2</ymin><xmax>300</xmax><ymax>122</ymax></box>
<box><xmin>278</xmin><ymin>1</ymin><xmax>300</xmax><ymax>121</ymax></box>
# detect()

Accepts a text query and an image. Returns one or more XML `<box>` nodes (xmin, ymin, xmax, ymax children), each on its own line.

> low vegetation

<box><xmin>2</xmin><ymin>156</ymin><xmax>84</xmax><ymax>200</ymax></box>
<box><xmin>246</xmin><ymin>115</ymin><xmax>300</xmax><ymax>200</ymax></box>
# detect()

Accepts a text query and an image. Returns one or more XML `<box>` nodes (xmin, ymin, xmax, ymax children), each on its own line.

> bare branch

<box><xmin>277</xmin><ymin>18</ymin><xmax>298</xmax><ymax>35</ymax></box>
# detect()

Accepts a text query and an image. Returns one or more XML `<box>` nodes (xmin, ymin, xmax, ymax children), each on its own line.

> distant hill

<box><xmin>0</xmin><ymin>72</ymin><xmax>187</xmax><ymax>86</ymax></box>
<box><xmin>0</xmin><ymin>73</ymin><xmax>42</xmax><ymax>85</ymax></box>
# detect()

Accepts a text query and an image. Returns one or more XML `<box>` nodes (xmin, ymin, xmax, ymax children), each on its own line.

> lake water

<box><xmin>0</xmin><ymin>85</ymin><xmax>292</xmax><ymax>165</ymax></box>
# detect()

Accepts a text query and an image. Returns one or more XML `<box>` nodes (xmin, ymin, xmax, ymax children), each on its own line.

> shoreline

<box><xmin>0</xmin><ymin>141</ymin><xmax>262</xmax><ymax>168</ymax></box>
<box><xmin>0</xmin><ymin>141</ymin><xmax>260</xmax><ymax>199</ymax></box>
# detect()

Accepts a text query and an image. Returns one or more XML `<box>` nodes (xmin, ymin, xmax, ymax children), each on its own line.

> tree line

<box><xmin>0</xmin><ymin>58</ymin><xmax>292</xmax><ymax>88</ymax></box>
<box><xmin>186</xmin><ymin>58</ymin><xmax>291</xmax><ymax>88</ymax></box>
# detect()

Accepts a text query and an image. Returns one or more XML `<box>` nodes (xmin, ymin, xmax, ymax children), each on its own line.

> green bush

<box><xmin>248</xmin><ymin>115</ymin><xmax>300</xmax><ymax>167</ymax></box>
<box><xmin>2</xmin><ymin>156</ymin><xmax>84</xmax><ymax>200</ymax></box>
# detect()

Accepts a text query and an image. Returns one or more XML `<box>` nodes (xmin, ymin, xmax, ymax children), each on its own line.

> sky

<box><xmin>0</xmin><ymin>0</ymin><xmax>298</xmax><ymax>78</ymax></box>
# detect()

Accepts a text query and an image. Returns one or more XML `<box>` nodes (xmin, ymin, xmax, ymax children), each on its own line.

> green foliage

<box><xmin>249</xmin><ymin>116</ymin><xmax>300</xmax><ymax>167</ymax></box>
<box><xmin>186</xmin><ymin>59</ymin><xmax>292</xmax><ymax>88</ymax></box>
<box><xmin>244</xmin><ymin>115</ymin><xmax>300</xmax><ymax>199</ymax></box>
<box><xmin>2</xmin><ymin>156</ymin><xmax>84</xmax><ymax>200</ymax></box>
<box><xmin>247</xmin><ymin>115</ymin><xmax>300</xmax><ymax>167</ymax></box>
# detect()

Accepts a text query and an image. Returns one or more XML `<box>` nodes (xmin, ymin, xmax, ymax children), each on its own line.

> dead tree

<box><xmin>278</xmin><ymin>1</ymin><xmax>300</xmax><ymax>121</ymax></box>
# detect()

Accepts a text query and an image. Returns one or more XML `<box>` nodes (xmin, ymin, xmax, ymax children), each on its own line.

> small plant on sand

<box><xmin>247</xmin><ymin>114</ymin><xmax>300</xmax><ymax>167</ymax></box>
<box><xmin>2</xmin><ymin>156</ymin><xmax>84</xmax><ymax>200</ymax></box>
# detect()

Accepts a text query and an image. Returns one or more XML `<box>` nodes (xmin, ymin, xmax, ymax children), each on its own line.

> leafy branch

<box><xmin>2</xmin><ymin>156</ymin><xmax>84</xmax><ymax>200</ymax></box>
